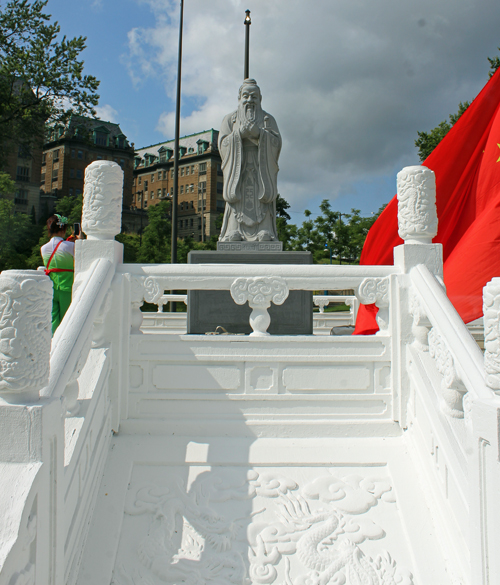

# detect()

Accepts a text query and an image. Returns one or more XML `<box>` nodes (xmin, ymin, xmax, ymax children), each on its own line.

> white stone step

<box><xmin>77</xmin><ymin>436</ymin><xmax>457</xmax><ymax>585</ymax></box>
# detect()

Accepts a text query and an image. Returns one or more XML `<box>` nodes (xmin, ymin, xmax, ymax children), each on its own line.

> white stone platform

<box><xmin>77</xmin><ymin>436</ymin><xmax>452</xmax><ymax>585</ymax></box>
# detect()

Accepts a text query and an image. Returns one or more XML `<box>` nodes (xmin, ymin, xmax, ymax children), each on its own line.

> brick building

<box><xmin>41</xmin><ymin>115</ymin><xmax>135</xmax><ymax>218</ymax></box>
<box><xmin>1</xmin><ymin>141</ymin><xmax>43</xmax><ymax>220</ymax></box>
<box><xmin>133</xmin><ymin>130</ymin><xmax>224</xmax><ymax>241</ymax></box>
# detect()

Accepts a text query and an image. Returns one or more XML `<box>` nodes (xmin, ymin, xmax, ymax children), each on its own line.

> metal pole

<box><xmin>171</xmin><ymin>0</ymin><xmax>184</xmax><ymax>265</ymax></box>
<box><xmin>338</xmin><ymin>212</ymin><xmax>342</xmax><ymax>265</ymax></box>
<box><xmin>244</xmin><ymin>10</ymin><xmax>251</xmax><ymax>79</ymax></box>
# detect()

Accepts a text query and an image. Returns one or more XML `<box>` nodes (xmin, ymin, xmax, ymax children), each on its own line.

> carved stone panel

<box><xmin>113</xmin><ymin>466</ymin><xmax>414</xmax><ymax>585</ymax></box>
<box><xmin>357</xmin><ymin>277</ymin><xmax>390</xmax><ymax>333</ymax></box>
<box><xmin>0</xmin><ymin>270</ymin><xmax>52</xmax><ymax>403</ymax></box>
<box><xmin>483</xmin><ymin>278</ymin><xmax>500</xmax><ymax>390</ymax></box>
<box><xmin>82</xmin><ymin>160</ymin><xmax>123</xmax><ymax>240</ymax></box>
<box><xmin>397</xmin><ymin>165</ymin><xmax>438</xmax><ymax>244</ymax></box>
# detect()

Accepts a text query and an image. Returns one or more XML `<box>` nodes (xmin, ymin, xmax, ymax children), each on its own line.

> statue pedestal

<box><xmin>187</xmin><ymin>251</ymin><xmax>313</xmax><ymax>335</ymax></box>
<box><xmin>217</xmin><ymin>241</ymin><xmax>283</xmax><ymax>252</ymax></box>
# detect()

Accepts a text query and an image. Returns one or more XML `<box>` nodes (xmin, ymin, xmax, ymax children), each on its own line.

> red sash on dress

<box><xmin>44</xmin><ymin>240</ymin><xmax>74</xmax><ymax>275</ymax></box>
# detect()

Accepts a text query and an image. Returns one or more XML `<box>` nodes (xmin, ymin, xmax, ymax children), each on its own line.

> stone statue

<box><xmin>218</xmin><ymin>79</ymin><xmax>282</xmax><ymax>242</ymax></box>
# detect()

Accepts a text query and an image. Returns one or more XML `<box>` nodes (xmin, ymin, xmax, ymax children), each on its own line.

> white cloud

<box><xmin>125</xmin><ymin>0</ymin><xmax>500</xmax><ymax>212</ymax></box>
<box><xmin>95</xmin><ymin>104</ymin><xmax>119</xmax><ymax>123</ymax></box>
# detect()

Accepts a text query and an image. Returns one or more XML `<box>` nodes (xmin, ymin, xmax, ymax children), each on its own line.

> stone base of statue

<box><xmin>217</xmin><ymin>241</ymin><xmax>283</xmax><ymax>252</ymax></box>
<box><xmin>187</xmin><ymin>251</ymin><xmax>313</xmax><ymax>335</ymax></box>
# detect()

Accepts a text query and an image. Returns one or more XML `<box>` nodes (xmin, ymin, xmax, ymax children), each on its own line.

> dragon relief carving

<box><xmin>483</xmin><ymin>277</ymin><xmax>500</xmax><ymax>390</ymax></box>
<box><xmin>0</xmin><ymin>270</ymin><xmax>52</xmax><ymax>400</ymax></box>
<box><xmin>82</xmin><ymin>160</ymin><xmax>123</xmax><ymax>240</ymax></box>
<box><xmin>397</xmin><ymin>166</ymin><xmax>437</xmax><ymax>243</ymax></box>
<box><xmin>428</xmin><ymin>328</ymin><xmax>467</xmax><ymax>418</ymax></box>
<box><xmin>117</xmin><ymin>470</ymin><xmax>413</xmax><ymax>585</ymax></box>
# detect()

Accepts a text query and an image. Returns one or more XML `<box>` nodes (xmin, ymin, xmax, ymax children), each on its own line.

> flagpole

<box><xmin>244</xmin><ymin>10</ymin><xmax>251</xmax><ymax>79</ymax></box>
<box><xmin>171</xmin><ymin>0</ymin><xmax>184</xmax><ymax>266</ymax></box>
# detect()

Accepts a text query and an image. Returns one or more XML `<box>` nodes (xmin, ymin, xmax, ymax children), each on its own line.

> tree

<box><xmin>137</xmin><ymin>201</ymin><xmax>172</xmax><ymax>263</ymax></box>
<box><xmin>0</xmin><ymin>0</ymin><xmax>100</xmax><ymax>162</ymax></box>
<box><xmin>415</xmin><ymin>49</ymin><xmax>500</xmax><ymax>162</ymax></box>
<box><xmin>0</xmin><ymin>198</ymin><xmax>36</xmax><ymax>270</ymax></box>
<box><xmin>0</xmin><ymin>170</ymin><xmax>15</xmax><ymax>195</ymax></box>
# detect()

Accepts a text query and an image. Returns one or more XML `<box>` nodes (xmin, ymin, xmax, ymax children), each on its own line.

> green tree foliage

<box><xmin>0</xmin><ymin>198</ymin><xmax>39</xmax><ymax>270</ymax></box>
<box><xmin>285</xmin><ymin>199</ymin><xmax>380</xmax><ymax>264</ymax></box>
<box><xmin>415</xmin><ymin>101</ymin><xmax>469</xmax><ymax>162</ymax></box>
<box><xmin>0</xmin><ymin>170</ymin><xmax>15</xmax><ymax>195</ymax></box>
<box><xmin>136</xmin><ymin>200</ymin><xmax>172</xmax><ymax>263</ymax></box>
<box><xmin>488</xmin><ymin>48</ymin><xmax>500</xmax><ymax>78</ymax></box>
<box><xmin>0</xmin><ymin>0</ymin><xmax>100</xmax><ymax>162</ymax></box>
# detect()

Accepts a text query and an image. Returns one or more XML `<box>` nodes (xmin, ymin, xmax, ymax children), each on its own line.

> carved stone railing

<box><xmin>313</xmin><ymin>294</ymin><xmax>358</xmax><ymax>319</ymax></box>
<box><xmin>120</xmin><ymin>264</ymin><xmax>398</xmax><ymax>337</ymax></box>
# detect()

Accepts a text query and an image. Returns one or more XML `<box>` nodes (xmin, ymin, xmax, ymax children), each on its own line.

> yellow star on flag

<box><xmin>497</xmin><ymin>143</ymin><xmax>500</xmax><ymax>162</ymax></box>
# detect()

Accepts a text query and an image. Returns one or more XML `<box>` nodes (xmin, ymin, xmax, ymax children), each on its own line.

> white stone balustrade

<box><xmin>0</xmin><ymin>270</ymin><xmax>52</xmax><ymax>404</ymax></box>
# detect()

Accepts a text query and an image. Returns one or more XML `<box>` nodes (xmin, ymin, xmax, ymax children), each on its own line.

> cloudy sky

<box><xmin>47</xmin><ymin>0</ymin><xmax>500</xmax><ymax>219</ymax></box>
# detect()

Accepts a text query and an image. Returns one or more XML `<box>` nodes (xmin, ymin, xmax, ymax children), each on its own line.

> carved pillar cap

<box><xmin>397</xmin><ymin>165</ymin><xmax>438</xmax><ymax>244</ymax></box>
<box><xmin>0</xmin><ymin>270</ymin><xmax>52</xmax><ymax>403</ymax></box>
<box><xmin>82</xmin><ymin>160</ymin><xmax>124</xmax><ymax>240</ymax></box>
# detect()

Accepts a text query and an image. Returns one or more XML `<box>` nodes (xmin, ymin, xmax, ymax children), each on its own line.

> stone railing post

<box><xmin>0</xmin><ymin>270</ymin><xmax>52</xmax><ymax>404</ymax></box>
<box><xmin>75</xmin><ymin>160</ymin><xmax>124</xmax><ymax>276</ymax></box>
<box><xmin>483</xmin><ymin>278</ymin><xmax>500</xmax><ymax>391</ymax></box>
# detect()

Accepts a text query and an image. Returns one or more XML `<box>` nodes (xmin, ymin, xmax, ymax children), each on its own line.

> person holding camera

<box><xmin>41</xmin><ymin>214</ymin><xmax>81</xmax><ymax>335</ymax></box>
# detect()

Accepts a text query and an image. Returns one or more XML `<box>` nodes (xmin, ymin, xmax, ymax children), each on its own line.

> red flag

<box><xmin>354</xmin><ymin>68</ymin><xmax>500</xmax><ymax>334</ymax></box>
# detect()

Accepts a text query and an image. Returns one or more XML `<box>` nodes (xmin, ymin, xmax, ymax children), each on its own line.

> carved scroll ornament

<box><xmin>356</xmin><ymin>277</ymin><xmax>390</xmax><ymax>333</ymax></box>
<box><xmin>397</xmin><ymin>165</ymin><xmax>438</xmax><ymax>243</ymax></box>
<box><xmin>0</xmin><ymin>270</ymin><xmax>52</xmax><ymax>402</ymax></box>
<box><xmin>230</xmin><ymin>276</ymin><xmax>289</xmax><ymax>336</ymax></box>
<box><xmin>82</xmin><ymin>160</ymin><xmax>123</xmax><ymax>240</ymax></box>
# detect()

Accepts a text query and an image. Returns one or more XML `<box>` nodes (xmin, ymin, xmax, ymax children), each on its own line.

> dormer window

<box><xmin>179</xmin><ymin>146</ymin><xmax>187</xmax><ymax>157</ymax></box>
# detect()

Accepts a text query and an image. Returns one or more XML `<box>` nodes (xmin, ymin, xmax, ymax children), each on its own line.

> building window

<box><xmin>95</xmin><ymin>131</ymin><xmax>108</xmax><ymax>146</ymax></box>
<box><xmin>163</xmin><ymin>171</ymin><xmax>167</xmax><ymax>179</ymax></box>
<box><xmin>190</xmin><ymin>184</ymin><xmax>194</xmax><ymax>193</ymax></box>
<box><xmin>191</xmin><ymin>165</ymin><xmax>195</xmax><ymax>174</ymax></box>
<box><xmin>16</xmin><ymin>166</ymin><xmax>30</xmax><ymax>182</ymax></box>
<box><xmin>186</xmin><ymin>166</ymin><xmax>190</xmax><ymax>175</ymax></box>
<box><xmin>199</xmin><ymin>162</ymin><xmax>207</xmax><ymax>175</ymax></box>
<box><xmin>170</xmin><ymin>187</ymin><xmax>173</xmax><ymax>195</ymax></box>
<box><xmin>217</xmin><ymin>163</ymin><xmax>223</xmax><ymax>176</ymax></box>
<box><xmin>53</xmin><ymin>149</ymin><xmax>59</xmax><ymax>162</ymax></box>
<box><xmin>70</xmin><ymin>169</ymin><xmax>75</xmax><ymax>178</ymax></box>
<box><xmin>198</xmin><ymin>181</ymin><xmax>206</xmax><ymax>192</ymax></box>
<box><xmin>158</xmin><ymin>171</ymin><xmax>162</xmax><ymax>180</ymax></box>
<box><xmin>151</xmin><ymin>191</ymin><xmax>155</xmax><ymax>200</ymax></box>
<box><xmin>190</xmin><ymin>218</ymin><xmax>194</xmax><ymax>227</ymax></box>
<box><xmin>217</xmin><ymin>182</ymin><xmax>223</xmax><ymax>194</ymax></box>
<box><xmin>171</xmin><ymin>170</ymin><xmax>174</xmax><ymax>179</ymax></box>
<box><xmin>163</xmin><ymin>188</ymin><xmax>166</xmax><ymax>197</ymax></box>
<box><xmin>77</xmin><ymin>150</ymin><xmax>83</xmax><ymax>160</ymax></box>
<box><xmin>181</xmin><ymin>167</ymin><xmax>184</xmax><ymax>176</ymax></box>
<box><xmin>52</xmin><ymin>169</ymin><xmax>58</xmax><ymax>181</ymax></box>
<box><xmin>190</xmin><ymin>201</ymin><xmax>194</xmax><ymax>209</ymax></box>
<box><xmin>158</xmin><ymin>189</ymin><xmax>161</xmax><ymax>197</ymax></box>
<box><xmin>42</xmin><ymin>153</ymin><xmax>46</xmax><ymax>165</ymax></box>
<box><xmin>138</xmin><ymin>176</ymin><xmax>142</xmax><ymax>184</ymax></box>
<box><xmin>180</xmin><ymin>185</ymin><xmax>184</xmax><ymax>194</ymax></box>
<box><xmin>76</xmin><ymin>188</ymin><xmax>82</xmax><ymax>196</ymax></box>
<box><xmin>18</xmin><ymin>144</ymin><xmax>30</xmax><ymax>158</ymax></box>
<box><xmin>15</xmin><ymin>189</ymin><xmax>28</xmax><ymax>204</ymax></box>
<box><xmin>144</xmin><ymin>180</ymin><xmax>148</xmax><ymax>189</ymax></box>
<box><xmin>76</xmin><ymin>169</ymin><xmax>83</xmax><ymax>179</ymax></box>
<box><xmin>120</xmin><ymin>159</ymin><xmax>125</xmax><ymax>168</ymax></box>
<box><xmin>69</xmin><ymin>188</ymin><xmax>74</xmax><ymax>196</ymax></box>
<box><xmin>71</xmin><ymin>149</ymin><xmax>75</xmax><ymax>158</ymax></box>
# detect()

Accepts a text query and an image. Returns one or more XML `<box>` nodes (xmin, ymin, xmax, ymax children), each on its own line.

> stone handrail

<box><xmin>120</xmin><ymin>263</ymin><xmax>397</xmax><ymax>336</ymax></box>
<box><xmin>41</xmin><ymin>258</ymin><xmax>115</xmax><ymax>410</ymax></box>
<box><xmin>410</xmin><ymin>264</ymin><xmax>490</xmax><ymax>403</ymax></box>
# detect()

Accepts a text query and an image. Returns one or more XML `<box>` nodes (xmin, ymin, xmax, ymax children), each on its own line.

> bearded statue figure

<box><xmin>218</xmin><ymin>79</ymin><xmax>282</xmax><ymax>242</ymax></box>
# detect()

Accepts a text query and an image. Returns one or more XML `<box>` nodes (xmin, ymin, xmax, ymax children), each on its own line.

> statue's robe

<box><xmin>218</xmin><ymin>110</ymin><xmax>282</xmax><ymax>242</ymax></box>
